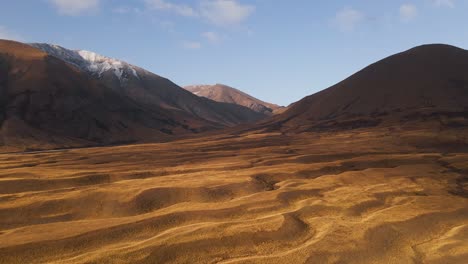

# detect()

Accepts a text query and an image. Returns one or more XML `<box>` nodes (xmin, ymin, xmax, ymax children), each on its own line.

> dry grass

<box><xmin>0</xmin><ymin>125</ymin><xmax>467</xmax><ymax>263</ymax></box>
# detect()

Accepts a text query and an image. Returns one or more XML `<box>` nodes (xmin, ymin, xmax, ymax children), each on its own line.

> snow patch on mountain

<box><xmin>30</xmin><ymin>43</ymin><xmax>139</xmax><ymax>82</ymax></box>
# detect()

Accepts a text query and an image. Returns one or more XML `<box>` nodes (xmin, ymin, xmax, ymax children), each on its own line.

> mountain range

<box><xmin>1</xmin><ymin>40</ymin><xmax>468</xmax><ymax>151</ymax></box>
<box><xmin>0</xmin><ymin>40</ymin><xmax>273</xmax><ymax>151</ymax></box>
<box><xmin>29</xmin><ymin>43</ymin><xmax>269</xmax><ymax>127</ymax></box>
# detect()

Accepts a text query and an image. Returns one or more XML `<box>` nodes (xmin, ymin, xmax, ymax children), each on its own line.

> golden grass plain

<box><xmin>0</xmin><ymin>124</ymin><xmax>467</xmax><ymax>263</ymax></box>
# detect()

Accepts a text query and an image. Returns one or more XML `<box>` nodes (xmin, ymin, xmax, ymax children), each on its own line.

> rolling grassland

<box><xmin>0</xmin><ymin>124</ymin><xmax>467</xmax><ymax>263</ymax></box>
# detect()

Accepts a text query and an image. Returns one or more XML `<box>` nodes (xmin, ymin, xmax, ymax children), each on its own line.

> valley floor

<box><xmin>0</xmin><ymin>126</ymin><xmax>467</xmax><ymax>263</ymax></box>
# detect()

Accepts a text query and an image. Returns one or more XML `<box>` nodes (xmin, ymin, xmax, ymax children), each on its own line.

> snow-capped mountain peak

<box><xmin>29</xmin><ymin>43</ymin><xmax>139</xmax><ymax>82</ymax></box>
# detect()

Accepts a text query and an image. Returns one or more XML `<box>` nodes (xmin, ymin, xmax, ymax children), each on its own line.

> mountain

<box><xmin>30</xmin><ymin>43</ymin><xmax>265</xmax><ymax>127</ymax></box>
<box><xmin>0</xmin><ymin>40</ymin><xmax>264</xmax><ymax>151</ymax></box>
<box><xmin>30</xmin><ymin>43</ymin><xmax>140</xmax><ymax>85</ymax></box>
<box><xmin>263</xmin><ymin>44</ymin><xmax>468</xmax><ymax>132</ymax></box>
<box><xmin>185</xmin><ymin>84</ymin><xmax>285</xmax><ymax>115</ymax></box>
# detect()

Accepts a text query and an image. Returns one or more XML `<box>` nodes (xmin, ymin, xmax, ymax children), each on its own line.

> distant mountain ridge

<box><xmin>185</xmin><ymin>84</ymin><xmax>285</xmax><ymax>115</ymax></box>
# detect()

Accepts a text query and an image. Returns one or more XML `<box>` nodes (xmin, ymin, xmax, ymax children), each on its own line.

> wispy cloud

<box><xmin>333</xmin><ymin>7</ymin><xmax>365</xmax><ymax>32</ymax></box>
<box><xmin>202</xmin><ymin>31</ymin><xmax>222</xmax><ymax>43</ymax></box>
<box><xmin>0</xmin><ymin>26</ymin><xmax>22</xmax><ymax>41</ymax></box>
<box><xmin>112</xmin><ymin>6</ymin><xmax>142</xmax><ymax>14</ymax></box>
<box><xmin>182</xmin><ymin>41</ymin><xmax>202</xmax><ymax>50</ymax></box>
<box><xmin>432</xmin><ymin>0</ymin><xmax>455</xmax><ymax>8</ymax></box>
<box><xmin>159</xmin><ymin>20</ymin><xmax>176</xmax><ymax>32</ymax></box>
<box><xmin>48</xmin><ymin>0</ymin><xmax>100</xmax><ymax>16</ymax></box>
<box><xmin>400</xmin><ymin>4</ymin><xmax>418</xmax><ymax>22</ymax></box>
<box><xmin>145</xmin><ymin>0</ymin><xmax>197</xmax><ymax>17</ymax></box>
<box><xmin>113</xmin><ymin>6</ymin><xmax>129</xmax><ymax>14</ymax></box>
<box><xmin>145</xmin><ymin>0</ymin><xmax>255</xmax><ymax>27</ymax></box>
<box><xmin>199</xmin><ymin>0</ymin><xmax>255</xmax><ymax>26</ymax></box>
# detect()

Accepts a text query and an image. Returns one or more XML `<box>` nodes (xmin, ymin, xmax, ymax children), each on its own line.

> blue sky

<box><xmin>0</xmin><ymin>0</ymin><xmax>467</xmax><ymax>105</ymax></box>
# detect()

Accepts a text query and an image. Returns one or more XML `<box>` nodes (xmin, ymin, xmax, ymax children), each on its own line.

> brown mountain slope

<box><xmin>264</xmin><ymin>44</ymin><xmax>468</xmax><ymax>132</ymax></box>
<box><xmin>0</xmin><ymin>40</ymin><xmax>263</xmax><ymax>151</ymax></box>
<box><xmin>0</xmin><ymin>40</ymin><xmax>199</xmax><ymax>151</ymax></box>
<box><xmin>185</xmin><ymin>84</ymin><xmax>285</xmax><ymax>115</ymax></box>
<box><xmin>30</xmin><ymin>43</ymin><xmax>266</xmax><ymax>128</ymax></box>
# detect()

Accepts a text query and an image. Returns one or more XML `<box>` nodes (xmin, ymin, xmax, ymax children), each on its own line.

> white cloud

<box><xmin>48</xmin><ymin>0</ymin><xmax>100</xmax><ymax>15</ymax></box>
<box><xmin>333</xmin><ymin>7</ymin><xmax>364</xmax><ymax>32</ymax></box>
<box><xmin>0</xmin><ymin>26</ymin><xmax>22</xmax><ymax>41</ymax></box>
<box><xmin>432</xmin><ymin>0</ymin><xmax>455</xmax><ymax>8</ymax></box>
<box><xmin>159</xmin><ymin>20</ymin><xmax>176</xmax><ymax>32</ymax></box>
<box><xmin>199</xmin><ymin>0</ymin><xmax>255</xmax><ymax>26</ymax></box>
<box><xmin>145</xmin><ymin>0</ymin><xmax>197</xmax><ymax>17</ymax></box>
<box><xmin>112</xmin><ymin>6</ymin><xmax>140</xmax><ymax>14</ymax></box>
<box><xmin>182</xmin><ymin>41</ymin><xmax>202</xmax><ymax>50</ymax></box>
<box><xmin>145</xmin><ymin>0</ymin><xmax>255</xmax><ymax>27</ymax></box>
<box><xmin>400</xmin><ymin>4</ymin><xmax>418</xmax><ymax>21</ymax></box>
<box><xmin>202</xmin><ymin>31</ymin><xmax>221</xmax><ymax>43</ymax></box>
<box><xmin>113</xmin><ymin>6</ymin><xmax>129</xmax><ymax>14</ymax></box>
